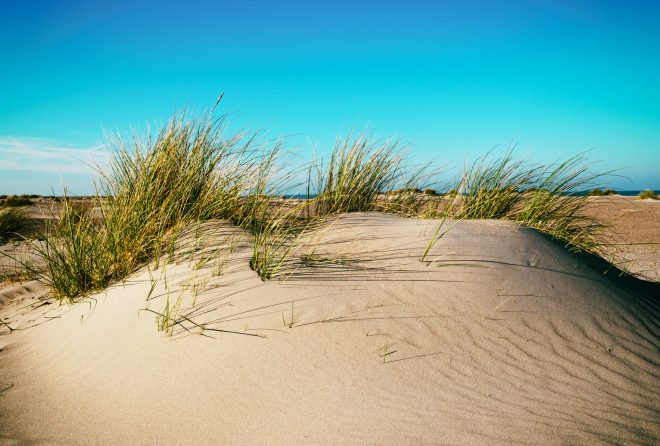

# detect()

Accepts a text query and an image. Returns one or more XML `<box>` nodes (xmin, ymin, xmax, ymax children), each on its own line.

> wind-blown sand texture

<box><xmin>1</xmin><ymin>212</ymin><xmax>659</xmax><ymax>445</ymax></box>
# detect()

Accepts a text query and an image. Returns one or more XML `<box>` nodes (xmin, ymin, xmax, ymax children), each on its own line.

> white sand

<box><xmin>1</xmin><ymin>213</ymin><xmax>658</xmax><ymax>445</ymax></box>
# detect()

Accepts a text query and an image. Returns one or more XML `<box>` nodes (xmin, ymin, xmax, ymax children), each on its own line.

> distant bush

<box><xmin>423</xmin><ymin>188</ymin><xmax>438</xmax><ymax>196</ymax></box>
<box><xmin>638</xmin><ymin>189</ymin><xmax>658</xmax><ymax>200</ymax></box>
<box><xmin>590</xmin><ymin>188</ymin><xmax>616</xmax><ymax>196</ymax></box>
<box><xmin>387</xmin><ymin>188</ymin><xmax>423</xmax><ymax>195</ymax></box>
<box><xmin>1</xmin><ymin>195</ymin><xmax>34</xmax><ymax>207</ymax></box>
<box><xmin>33</xmin><ymin>111</ymin><xmax>279</xmax><ymax>301</ymax></box>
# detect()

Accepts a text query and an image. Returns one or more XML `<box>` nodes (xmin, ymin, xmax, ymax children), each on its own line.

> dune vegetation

<box><xmin>27</xmin><ymin>114</ymin><xmax>286</xmax><ymax>300</ymax></box>
<box><xmin>309</xmin><ymin>133</ymin><xmax>435</xmax><ymax>216</ymax></box>
<box><xmin>0</xmin><ymin>207</ymin><xmax>32</xmax><ymax>242</ymax></box>
<box><xmin>589</xmin><ymin>188</ymin><xmax>617</xmax><ymax>196</ymax></box>
<box><xmin>639</xmin><ymin>189</ymin><xmax>658</xmax><ymax>200</ymax></box>
<box><xmin>453</xmin><ymin>150</ymin><xmax>612</xmax><ymax>254</ymax></box>
<box><xmin>5</xmin><ymin>107</ymin><xmax>619</xmax><ymax>303</ymax></box>
<box><xmin>0</xmin><ymin>195</ymin><xmax>35</xmax><ymax>207</ymax></box>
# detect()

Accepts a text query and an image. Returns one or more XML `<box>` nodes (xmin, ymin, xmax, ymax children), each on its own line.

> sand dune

<box><xmin>1</xmin><ymin>213</ymin><xmax>658</xmax><ymax>445</ymax></box>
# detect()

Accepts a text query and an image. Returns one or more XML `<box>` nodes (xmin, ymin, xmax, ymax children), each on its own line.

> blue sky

<box><xmin>1</xmin><ymin>0</ymin><xmax>659</xmax><ymax>194</ymax></box>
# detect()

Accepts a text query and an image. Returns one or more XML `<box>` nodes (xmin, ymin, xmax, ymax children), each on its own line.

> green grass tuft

<box><xmin>0</xmin><ymin>195</ymin><xmax>34</xmax><ymax>207</ymax></box>
<box><xmin>310</xmin><ymin>133</ymin><xmax>433</xmax><ymax>216</ymax></box>
<box><xmin>590</xmin><ymin>188</ymin><xmax>616</xmax><ymax>196</ymax></box>
<box><xmin>311</xmin><ymin>133</ymin><xmax>407</xmax><ymax>215</ymax></box>
<box><xmin>456</xmin><ymin>149</ymin><xmax>534</xmax><ymax>219</ymax></box>
<box><xmin>511</xmin><ymin>154</ymin><xmax>610</xmax><ymax>254</ymax></box>
<box><xmin>449</xmin><ymin>150</ymin><xmax>613</xmax><ymax>255</ymax></box>
<box><xmin>31</xmin><ymin>111</ymin><xmax>277</xmax><ymax>301</ymax></box>
<box><xmin>0</xmin><ymin>208</ymin><xmax>32</xmax><ymax>242</ymax></box>
<box><xmin>638</xmin><ymin>189</ymin><xmax>657</xmax><ymax>200</ymax></box>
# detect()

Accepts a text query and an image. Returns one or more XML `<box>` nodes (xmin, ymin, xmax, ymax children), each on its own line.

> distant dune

<box><xmin>1</xmin><ymin>213</ymin><xmax>658</xmax><ymax>445</ymax></box>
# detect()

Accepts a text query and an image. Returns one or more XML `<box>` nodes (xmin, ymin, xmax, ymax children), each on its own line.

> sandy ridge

<box><xmin>0</xmin><ymin>213</ymin><xmax>658</xmax><ymax>445</ymax></box>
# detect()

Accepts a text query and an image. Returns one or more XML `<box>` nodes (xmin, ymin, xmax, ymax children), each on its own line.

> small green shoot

<box><xmin>378</xmin><ymin>339</ymin><xmax>398</xmax><ymax>363</ymax></box>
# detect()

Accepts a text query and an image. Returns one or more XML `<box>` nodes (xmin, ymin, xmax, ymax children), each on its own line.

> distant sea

<box><xmin>283</xmin><ymin>190</ymin><xmax>658</xmax><ymax>199</ymax></box>
<box><xmin>282</xmin><ymin>194</ymin><xmax>317</xmax><ymax>199</ymax></box>
<box><xmin>573</xmin><ymin>190</ymin><xmax>660</xmax><ymax>197</ymax></box>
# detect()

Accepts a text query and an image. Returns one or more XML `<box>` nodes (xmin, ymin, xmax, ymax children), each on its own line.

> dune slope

<box><xmin>1</xmin><ymin>213</ymin><xmax>658</xmax><ymax>445</ymax></box>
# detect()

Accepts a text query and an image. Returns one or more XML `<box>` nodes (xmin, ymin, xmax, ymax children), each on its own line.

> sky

<box><xmin>1</xmin><ymin>0</ymin><xmax>659</xmax><ymax>194</ymax></box>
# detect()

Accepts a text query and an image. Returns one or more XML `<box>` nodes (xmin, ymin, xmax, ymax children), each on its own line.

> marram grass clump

<box><xmin>589</xmin><ymin>188</ymin><xmax>616</xmax><ymax>196</ymax></box>
<box><xmin>310</xmin><ymin>133</ymin><xmax>435</xmax><ymax>217</ymax></box>
<box><xmin>638</xmin><ymin>189</ymin><xmax>657</xmax><ymax>200</ymax></box>
<box><xmin>311</xmin><ymin>133</ymin><xmax>407</xmax><ymax>215</ymax></box>
<box><xmin>32</xmin><ymin>112</ymin><xmax>276</xmax><ymax>301</ymax></box>
<box><xmin>511</xmin><ymin>154</ymin><xmax>610</xmax><ymax>254</ymax></box>
<box><xmin>0</xmin><ymin>195</ymin><xmax>34</xmax><ymax>207</ymax></box>
<box><xmin>20</xmin><ymin>104</ymin><xmax>622</xmax><ymax>302</ymax></box>
<box><xmin>0</xmin><ymin>208</ymin><xmax>32</xmax><ymax>242</ymax></box>
<box><xmin>455</xmin><ymin>150</ymin><xmax>534</xmax><ymax>219</ymax></box>
<box><xmin>450</xmin><ymin>150</ymin><xmax>613</xmax><ymax>255</ymax></box>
